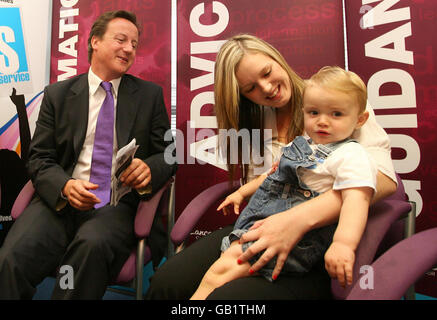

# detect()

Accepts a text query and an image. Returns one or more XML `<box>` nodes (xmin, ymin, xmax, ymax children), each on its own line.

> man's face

<box><xmin>90</xmin><ymin>17</ymin><xmax>139</xmax><ymax>81</ymax></box>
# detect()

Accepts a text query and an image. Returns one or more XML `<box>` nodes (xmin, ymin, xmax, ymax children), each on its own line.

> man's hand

<box><xmin>62</xmin><ymin>179</ymin><xmax>100</xmax><ymax>211</ymax></box>
<box><xmin>119</xmin><ymin>158</ymin><xmax>151</xmax><ymax>191</ymax></box>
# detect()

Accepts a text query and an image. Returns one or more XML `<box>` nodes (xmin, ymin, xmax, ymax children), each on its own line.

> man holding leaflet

<box><xmin>0</xmin><ymin>10</ymin><xmax>175</xmax><ymax>299</ymax></box>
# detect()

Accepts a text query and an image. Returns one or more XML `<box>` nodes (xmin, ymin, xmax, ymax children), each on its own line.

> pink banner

<box><xmin>345</xmin><ymin>0</ymin><xmax>437</xmax><ymax>297</ymax></box>
<box><xmin>50</xmin><ymin>0</ymin><xmax>172</xmax><ymax>112</ymax></box>
<box><xmin>176</xmin><ymin>0</ymin><xmax>345</xmax><ymax>242</ymax></box>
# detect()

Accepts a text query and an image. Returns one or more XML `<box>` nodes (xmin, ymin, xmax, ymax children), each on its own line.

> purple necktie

<box><xmin>90</xmin><ymin>81</ymin><xmax>114</xmax><ymax>208</ymax></box>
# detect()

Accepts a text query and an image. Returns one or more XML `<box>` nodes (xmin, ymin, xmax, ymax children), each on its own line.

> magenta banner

<box><xmin>50</xmin><ymin>0</ymin><xmax>172</xmax><ymax>112</ymax></box>
<box><xmin>176</xmin><ymin>0</ymin><xmax>345</xmax><ymax>242</ymax></box>
<box><xmin>345</xmin><ymin>0</ymin><xmax>437</xmax><ymax>297</ymax></box>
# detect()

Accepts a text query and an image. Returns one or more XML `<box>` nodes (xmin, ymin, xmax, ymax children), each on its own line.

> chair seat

<box><xmin>115</xmin><ymin>246</ymin><xmax>151</xmax><ymax>283</ymax></box>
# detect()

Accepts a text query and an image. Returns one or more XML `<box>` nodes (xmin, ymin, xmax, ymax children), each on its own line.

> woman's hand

<box><xmin>235</xmin><ymin>172</ymin><xmax>395</xmax><ymax>281</ymax></box>
<box><xmin>237</xmin><ymin>189</ymin><xmax>343</xmax><ymax>280</ymax></box>
<box><xmin>237</xmin><ymin>209</ymin><xmax>309</xmax><ymax>280</ymax></box>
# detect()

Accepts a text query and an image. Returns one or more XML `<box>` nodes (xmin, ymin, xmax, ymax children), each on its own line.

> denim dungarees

<box><xmin>221</xmin><ymin>136</ymin><xmax>354</xmax><ymax>281</ymax></box>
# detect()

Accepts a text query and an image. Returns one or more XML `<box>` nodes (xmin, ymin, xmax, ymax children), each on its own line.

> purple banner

<box><xmin>345</xmin><ymin>0</ymin><xmax>437</xmax><ymax>297</ymax></box>
<box><xmin>50</xmin><ymin>0</ymin><xmax>172</xmax><ymax>112</ymax></box>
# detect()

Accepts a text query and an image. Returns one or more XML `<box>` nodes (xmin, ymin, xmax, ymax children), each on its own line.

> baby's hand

<box><xmin>268</xmin><ymin>161</ymin><xmax>279</xmax><ymax>175</ymax></box>
<box><xmin>217</xmin><ymin>190</ymin><xmax>245</xmax><ymax>215</ymax></box>
<box><xmin>324</xmin><ymin>241</ymin><xmax>355</xmax><ymax>288</ymax></box>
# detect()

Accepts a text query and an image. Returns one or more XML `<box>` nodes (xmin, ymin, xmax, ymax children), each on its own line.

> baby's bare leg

<box><xmin>190</xmin><ymin>240</ymin><xmax>252</xmax><ymax>300</ymax></box>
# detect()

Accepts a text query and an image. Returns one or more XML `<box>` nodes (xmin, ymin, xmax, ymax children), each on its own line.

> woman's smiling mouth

<box><xmin>267</xmin><ymin>86</ymin><xmax>280</xmax><ymax>100</ymax></box>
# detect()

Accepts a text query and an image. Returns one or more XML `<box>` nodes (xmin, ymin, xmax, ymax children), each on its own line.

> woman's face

<box><xmin>235</xmin><ymin>52</ymin><xmax>292</xmax><ymax>108</ymax></box>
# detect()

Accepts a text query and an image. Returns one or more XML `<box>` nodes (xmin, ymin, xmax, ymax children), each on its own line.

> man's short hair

<box><xmin>87</xmin><ymin>10</ymin><xmax>141</xmax><ymax>63</ymax></box>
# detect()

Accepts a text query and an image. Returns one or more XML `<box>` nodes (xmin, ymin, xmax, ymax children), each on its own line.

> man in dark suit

<box><xmin>0</xmin><ymin>10</ymin><xmax>176</xmax><ymax>299</ymax></box>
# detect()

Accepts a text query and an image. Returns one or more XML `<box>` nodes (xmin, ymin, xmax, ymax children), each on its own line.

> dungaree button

<box><xmin>303</xmin><ymin>190</ymin><xmax>311</xmax><ymax>198</ymax></box>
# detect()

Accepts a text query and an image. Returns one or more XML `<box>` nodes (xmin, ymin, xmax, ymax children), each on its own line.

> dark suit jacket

<box><xmin>27</xmin><ymin>72</ymin><xmax>176</xmax><ymax>212</ymax></box>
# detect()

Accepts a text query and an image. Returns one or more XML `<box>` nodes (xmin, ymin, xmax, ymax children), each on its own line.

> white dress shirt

<box><xmin>71</xmin><ymin>68</ymin><xmax>121</xmax><ymax>182</ymax></box>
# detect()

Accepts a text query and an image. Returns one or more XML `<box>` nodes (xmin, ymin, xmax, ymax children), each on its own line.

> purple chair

<box><xmin>330</xmin><ymin>174</ymin><xmax>416</xmax><ymax>299</ymax></box>
<box><xmin>11</xmin><ymin>178</ymin><xmax>175</xmax><ymax>300</ymax></box>
<box><xmin>347</xmin><ymin>227</ymin><xmax>437</xmax><ymax>300</ymax></box>
<box><xmin>170</xmin><ymin>180</ymin><xmax>239</xmax><ymax>250</ymax></box>
<box><xmin>168</xmin><ymin>174</ymin><xmax>420</xmax><ymax>300</ymax></box>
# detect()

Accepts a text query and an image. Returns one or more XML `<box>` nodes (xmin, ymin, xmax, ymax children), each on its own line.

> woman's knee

<box><xmin>222</xmin><ymin>240</ymin><xmax>243</xmax><ymax>259</ymax></box>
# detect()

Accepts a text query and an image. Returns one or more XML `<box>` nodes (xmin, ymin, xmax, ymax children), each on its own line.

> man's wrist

<box><xmin>137</xmin><ymin>181</ymin><xmax>152</xmax><ymax>195</ymax></box>
<box><xmin>61</xmin><ymin>178</ymin><xmax>74</xmax><ymax>199</ymax></box>
<box><xmin>60</xmin><ymin>190</ymin><xmax>68</xmax><ymax>200</ymax></box>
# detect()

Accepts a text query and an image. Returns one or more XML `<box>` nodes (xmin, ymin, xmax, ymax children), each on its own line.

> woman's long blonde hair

<box><xmin>214</xmin><ymin>34</ymin><xmax>305</xmax><ymax>182</ymax></box>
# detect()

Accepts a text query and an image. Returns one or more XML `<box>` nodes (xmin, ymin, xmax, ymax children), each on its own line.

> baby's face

<box><xmin>302</xmin><ymin>84</ymin><xmax>367</xmax><ymax>144</ymax></box>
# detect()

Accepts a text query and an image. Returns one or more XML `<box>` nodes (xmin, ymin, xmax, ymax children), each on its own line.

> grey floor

<box><xmin>32</xmin><ymin>261</ymin><xmax>157</xmax><ymax>300</ymax></box>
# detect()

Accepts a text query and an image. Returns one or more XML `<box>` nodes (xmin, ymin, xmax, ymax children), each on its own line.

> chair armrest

<box><xmin>347</xmin><ymin>227</ymin><xmax>437</xmax><ymax>300</ymax></box>
<box><xmin>134</xmin><ymin>178</ymin><xmax>173</xmax><ymax>238</ymax></box>
<box><xmin>11</xmin><ymin>180</ymin><xmax>35</xmax><ymax>220</ymax></box>
<box><xmin>170</xmin><ymin>181</ymin><xmax>239</xmax><ymax>246</ymax></box>
<box><xmin>331</xmin><ymin>199</ymin><xmax>412</xmax><ymax>299</ymax></box>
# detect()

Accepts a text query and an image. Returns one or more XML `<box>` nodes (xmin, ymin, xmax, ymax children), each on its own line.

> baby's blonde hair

<box><xmin>305</xmin><ymin>66</ymin><xmax>367</xmax><ymax>114</ymax></box>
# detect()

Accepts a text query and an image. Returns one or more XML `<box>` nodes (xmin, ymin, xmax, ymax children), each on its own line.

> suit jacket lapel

<box><xmin>66</xmin><ymin>74</ymin><xmax>89</xmax><ymax>159</ymax></box>
<box><xmin>116</xmin><ymin>75</ymin><xmax>139</xmax><ymax>149</ymax></box>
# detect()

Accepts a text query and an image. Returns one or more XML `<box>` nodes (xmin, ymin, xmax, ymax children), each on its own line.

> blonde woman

<box><xmin>190</xmin><ymin>66</ymin><xmax>378</xmax><ymax>299</ymax></box>
<box><xmin>147</xmin><ymin>34</ymin><xmax>397</xmax><ymax>300</ymax></box>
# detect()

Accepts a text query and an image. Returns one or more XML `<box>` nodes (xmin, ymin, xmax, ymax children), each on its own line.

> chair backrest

<box><xmin>347</xmin><ymin>227</ymin><xmax>437</xmax><ymax>300</ymax></box>
<box><xmin>331</xmin><ymin>174</ymin><xmax>412</xmax><ymax>299</ymax></box>
<box><xmin>116</xmin><ymin>177</ymin><xmax>175</xmax><ymax>285</ymax></box>
<box><xmin>134</xmin><ymin>178</ymin><xmax>174</xmax><ymax>238</ymax></box>
<box><xmin>170</xmin><ymin>180</ymin><xmax>239</xmax><ymax>247</ymax></box>
<box><xmin>11</xmin><ymin>179</ymin><xmax>35</xmax><ymax>220</ymax></box>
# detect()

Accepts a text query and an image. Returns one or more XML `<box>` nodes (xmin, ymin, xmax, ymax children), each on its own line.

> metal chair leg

<box><xmin>167</xmin><ymin>179</ymin><xmax>176</xmax><ymax>258</ymax></box>
<box><xmin>404</xmin><ymin>201</ymin><xmax>416</xmax><ymax>300</ymax></box>
<box><xmin>135</xmin><ymin>239</ymin><xmax>145</xmax><ymax>300</ymax></box>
